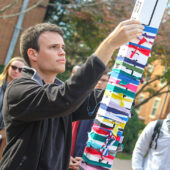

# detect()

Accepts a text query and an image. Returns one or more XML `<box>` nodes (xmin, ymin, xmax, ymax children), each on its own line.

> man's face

<box><xmin>36</xmin><ymin>31</ymin><xmax>66</xmax><ymax>75</ymax></box>
<box><xmin>95</xmin><ymin>74</ymin><xmax>109</xmax><ymax>89</ymax></box>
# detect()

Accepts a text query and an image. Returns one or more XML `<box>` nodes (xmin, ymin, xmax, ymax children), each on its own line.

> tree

<box><xmin>45</xmin><ymin>0</ymin><xmax>134</xmax><ymax>80</ymax></box>
<box><xmin>0</xmin><ymin>0</ymin><xmax>45</xmax><ymax>18</ymax></box>
<box><xmin>122</xmin><ymin>108</ymin><xmax>145</xmax><ymax>153</ymax></box>
<box><xmin>45</xmin><ymin>0</ymin><xmax>170</xmax><ymax>105</ymax></box>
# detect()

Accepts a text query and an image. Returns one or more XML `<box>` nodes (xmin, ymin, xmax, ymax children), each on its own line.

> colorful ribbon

<box><xmin>100</xmin><ymin>99</ymin><xmax>131</xmax><ymax>117</ymax></box>
<box><xmin>112</xmin><ymin>69</ymin><xmax>142</xmax><ymax>81</ymax></box>
<box><xmin>109</xmin><ymin>70</ymin><xmax>140</xmax><ymax>86</ymax></box>
<box><xmin>82</xmin><ymin>154</ymin><xmax>112</xmax><ymax>169</ymax></box>
<box><xmin>99</xmin><ymin>104</ymin><xmax>129</xmax><ymax>120</ymax></box>
<box><xmin>106</xmin><ymin>84</ymin><xmax>136</xmax><ymax>98</ymax></box>
<box><xmin>84</xmin><ymin>147</ymin><xmax>114</xmax><ymax>159</ymax></box>
<box><xmin>99</xmin><ymin>129</ymin><xmax>116</xmax><ymax>157</ymax></box>
<box><xmin>128</xmin><ymin>38</ymin><xmax>151</xmax><ymax>58</ymax></box>
<box><xmin>116</xmin><ymin>56</ymin><xmax>146</xmax><ymax>69</ymax></box>
<box><xmin>142</xmin><ymin>32</ymin><xmax>156</xmax><ymax>39</ymax></box>
<box><xmin>109</xmin><ymin>77</ymin><xmax>138</xmax><ymax>93</ymax></box>
<box><xmin>143</xmin><ymin>25</ymin><xmax>158</xmax><ymax>34</ymax></box>
<box><xmin>104</xmin><ymin>90</ymin><xmax>133</xmax><ymax>107</ymax></box>
<box><xmin>115</xmin><ymin>60</ymin><xmax>144</xmax><ymax>74</ymax></box>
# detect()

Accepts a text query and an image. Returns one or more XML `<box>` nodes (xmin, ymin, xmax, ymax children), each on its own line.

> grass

<box><xmin>115</xmin><ymin>152</ymin><xmax>132</xmax><ymax>160</ymax></box>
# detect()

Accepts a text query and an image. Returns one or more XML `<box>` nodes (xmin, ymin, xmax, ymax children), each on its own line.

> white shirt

<box><xmin>132</xmin><ymin>120</ymin><xmax>170</xmax><ymax>170</ymax></box>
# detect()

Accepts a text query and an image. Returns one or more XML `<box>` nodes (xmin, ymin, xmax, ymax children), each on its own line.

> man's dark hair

<box><xmin>20</xmin><ymin>23</ymin><xmax>63</xmax><ymax>66</ymax></box>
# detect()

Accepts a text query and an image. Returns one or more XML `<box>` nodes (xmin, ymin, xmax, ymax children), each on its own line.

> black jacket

<box><xmin>0</xmin><ymin>56</ymin><xmax>106</xmax><ymax>170</ymax></box>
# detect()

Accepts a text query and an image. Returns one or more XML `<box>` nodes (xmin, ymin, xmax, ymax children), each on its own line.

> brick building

<box><xmin>136</xmin><ymin>59</ymin><xmax>170</xmax><ymax>124</ymax></box>
<box><xmin>0</xmin><ymin>0</ymin><xmax>49</xmax><ymax>67</ymax></box>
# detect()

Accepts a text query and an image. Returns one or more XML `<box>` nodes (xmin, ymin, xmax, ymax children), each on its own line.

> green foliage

<box><xmin>45</xmin><ymin>0</ymin><xmax>170</xmax><ymax>88</ymax></box>
<box><xmin>122</xmin><ymin>108</ymin><xmax>145</xmax><ymax>154</ymax></box>
<box><xmin>116</xmin><ymin>152</ymin><xmax>132</xmax><ymax>160</ymax></box>
<box><xmin>45</xmin><ymin>1</ymin><xmax>112</xmax><ymax>81</ymax></box>
<box><xmin>0</xmin><ymin>64</ymin><xmax>4</xmax><ymax>74</ymax></box>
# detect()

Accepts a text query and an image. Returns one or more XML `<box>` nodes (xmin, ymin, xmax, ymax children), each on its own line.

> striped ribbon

<box><xmin>106</xmin><ymin>84</ymin><xmax>136</xmax><ymax>98</ymax></box>
<box><xmin>112</xmin><ymin>69</ymin><xmax>142</xmax><ymax>81</ymax></box>
<box><xmin>142</xmin><ymin>32</ymin><xmax>156</xmax><ymax>39</ymax></box>
<box><xmin>109</xmin><ymin>70</ymin><xmax>140</xmax><ymax>86</ymax></box>
<box><xmin>143</xmin><ymin>25</ymin><xmax>158</xmax><ymax>34</ymax></box>
<box><xmin>99</xmin><ymin>130</ymin><xmax>116</xmax><ymax>157</ymax></box>
<box><xmin>104</xmin><ymin>90</ymin><xmax>133</xmax><ymax>107</ymax></box>
<box><xmin>99</xmin><ymin>104</ymin><xmax>129</xmax><ymax>120</ymax></box>
<box><xmin>116</xmin><ymin>56</ymin><xmax>146</xmax><ymax>69</ymax></box>
<box><xmin>115</xmin><ymin>60</ymin><xmax>144</xmax><ymax>74</ymax></box>
<box><xmin>84</xmin><ymin>147</ymin><xmax>114</xmax><ymax>159</ymax></box>
<box><xmin>128</xmin><ymin>38</ymin><xmax>151</xmax><ymax>58</ymax></box>
<box><xmin>109</xmin><ymin>77</ymin><xmax>138</xmax><ymax>93</ymax></box>
<box><xmin>100</xmin><ymin>99</ymin><xmax>131</xmax><ymax>117</ymax></box>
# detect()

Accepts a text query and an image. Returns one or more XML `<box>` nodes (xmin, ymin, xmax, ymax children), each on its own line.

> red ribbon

<box><xmin>92</xmin><ymin>126</ymin><xmax>120</xmax><ymax>142</ymax></box>
<box><xmin>129</xmin><ymin>38</ymin><xmax>151</xmax><ymax>58</ymax></box>
<box><xmin>84</xmin><ymin>147</ymin><xmax>114</xmax><ymax>159</ymax></box>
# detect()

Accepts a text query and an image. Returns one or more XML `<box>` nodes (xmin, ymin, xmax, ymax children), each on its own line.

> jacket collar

<box><xmin>22</xmin><ymin>66</ymin><xmax>63</xmax><ymax>86</ymax></box>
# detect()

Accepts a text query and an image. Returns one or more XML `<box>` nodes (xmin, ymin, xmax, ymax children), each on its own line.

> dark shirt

<box><xmin>0</xmin><ymin>80</ymin><xmax>7</xmax><ymax>130</ymax></box>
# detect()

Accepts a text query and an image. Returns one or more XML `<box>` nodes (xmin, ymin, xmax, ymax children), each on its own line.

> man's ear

<box><xmin>27</xmin><ymin>48</ymin><xmax>38</xmax><ymax>62</ymax></box>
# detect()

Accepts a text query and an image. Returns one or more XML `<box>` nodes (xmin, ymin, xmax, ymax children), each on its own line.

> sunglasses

<box><xmin>11</xmin><ymin>65</ymin><xmax>22</xmax><ymax>72</ymax></box>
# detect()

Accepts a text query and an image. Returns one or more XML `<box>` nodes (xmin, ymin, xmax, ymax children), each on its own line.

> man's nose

<box><xmin>59</xmin><ymin>48</ymin><xmax>65</xmax><ymax>56</ymax></box>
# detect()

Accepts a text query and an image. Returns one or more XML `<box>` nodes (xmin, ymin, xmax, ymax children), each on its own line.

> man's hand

<box><xmin>94</xmin><ymin>19</ymin><xmax>144</xmax><ymax>65</ymax></box>
<box><xmin>69</xmin><ymin>156</ymin><xmax>82</xmax><ymax>170</ymax></box>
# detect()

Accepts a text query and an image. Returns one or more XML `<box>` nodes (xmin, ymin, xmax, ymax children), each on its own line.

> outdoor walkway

<box><xmin>111</xmin><ymin>158</ymin><xmax>132</xmax><ymax>170</ymax></box>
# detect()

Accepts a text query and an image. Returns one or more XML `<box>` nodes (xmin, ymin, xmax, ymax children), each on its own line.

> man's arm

<box><xmin>132</xmin><ymin>121</ymin><xmax>156</xmax><ymax>170</ymax></box>
<box><xmin>94</xmin><ymin>19</ymin><xmax>144</xmax><ymax>65</ymax></box>
<box><xmin>5</xmin><ymin>56</ymin><xmax>105</xmax><ymax>122</ymax></box>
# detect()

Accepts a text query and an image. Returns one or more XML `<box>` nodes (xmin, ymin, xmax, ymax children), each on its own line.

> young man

<box><xmin>132</xmin><ymin>113</ymin><xmax>170</xmax><ymax>170</ymax></box>
<box><xmin>0</xmin><ymin>20</ymin><xmax>143</xmax><ymax>170</ymax></box>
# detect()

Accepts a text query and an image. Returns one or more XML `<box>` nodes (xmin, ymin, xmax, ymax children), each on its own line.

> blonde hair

<box><xmin>0</xmin><ymin>57</ymin><xmax>25</xmax><ymax>87</ymax></box>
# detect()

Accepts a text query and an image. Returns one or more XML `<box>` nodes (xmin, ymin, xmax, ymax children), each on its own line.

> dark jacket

<box><xmin>0</xmin><ymin>56</ymin><xmax>106</xmax><ymax>170</ymax></box>
<box><xmin>0</xmin><ymin>80</ymin><xmax>7</xmax><ymax>130</ymax></box>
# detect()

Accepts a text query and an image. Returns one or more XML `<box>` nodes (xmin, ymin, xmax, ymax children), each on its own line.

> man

<box><xmin>132</xmin><ymin>113</ymin><xmax>170</xmax><ymax>170</ymax></box>
<box><xmin>0</xmin><ymin>20</ymin><xmax>143</xmax><ymax>170</ymax></box>
<box><xmin>70</xmin><ymin>70</ymin><xmax>109</xmax><ymax>170</ymax></box>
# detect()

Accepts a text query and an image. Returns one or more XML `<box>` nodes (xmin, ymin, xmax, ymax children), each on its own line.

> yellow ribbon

<box><xmin>104</xmin><ymin>90</ymin><xmax>133</xmax><ymax>107</ymax></box>
<box><xmin>97</xmin><ymin>117</ymin><xmax>125</xmax><ymax>129</ymax></box>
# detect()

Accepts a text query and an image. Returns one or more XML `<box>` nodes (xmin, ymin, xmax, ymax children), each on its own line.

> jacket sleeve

<box><xmin>132</xmin><ymin>121</ymin><xmax>156</xmax><ymax>170</ymax></box>
<box><xmin>5</xmin><ymin>56</ymin><xmax>106</xmax><ymax>122</ymax></box>
<box><xmin>72</xmin><ymin>89</ymin><xmax>104</xmax><ymax>121</ymax></box>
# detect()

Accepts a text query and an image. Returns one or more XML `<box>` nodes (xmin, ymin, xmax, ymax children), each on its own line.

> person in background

<box><xmin>132</xmin><ymin>113</ymin><xmax>170</xmax><ymax>170</ymax></box>
<box><xmin>69</xmin><ymin>69</ymin><xmax>109</xmax><ymax>170</ymax></box>
<box><xmin>0</xmin><ymin>56</ymin><xmax>25</xmax><ymax>159</ymax></box>
<box><xmin>0</xmin><ymin>20</ymin><xmax>143</xmax><ymax>170</ymax></box>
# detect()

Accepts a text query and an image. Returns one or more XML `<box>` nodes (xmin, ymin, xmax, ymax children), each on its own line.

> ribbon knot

<box><xmin>104</xmin><ymin>90</ymin><xmax>133</xmax><ymax>107</ymax></box>
<box><xmin>100</xmin><ymin>130</ymin><xmax>116</xmax><ymax>158</ymax></box>
<box><xmin>129</xmin><ymin>38</ymin><xmax>150</xmax><ymax>58</ymax></box>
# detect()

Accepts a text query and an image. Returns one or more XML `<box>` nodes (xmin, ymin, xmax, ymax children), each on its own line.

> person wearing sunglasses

<box><xmin>0</xmin><ymin>56</ymin><xmax>25</xmax><ymax>159</ymax></box>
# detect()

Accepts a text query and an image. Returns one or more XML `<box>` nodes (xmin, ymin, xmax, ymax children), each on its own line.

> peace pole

<box><xmin>80</xmin><ymin>0</ymin><xmax>168</xmax><ymax>169</ymax></box>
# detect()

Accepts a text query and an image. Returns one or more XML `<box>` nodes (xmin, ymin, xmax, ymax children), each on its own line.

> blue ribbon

<box><xmin>143</xmin><ymin>25</ymin><xmax>158</xmax><ymax>34</ymax></box>
<box><xmin>100</xmin><ymin>103</ymin><xmax>129</xmax><ymax>118</ymax></box>
<box><xmin>127</xmin><ymin>42</ymin><xmax>151</xmax><ymax>50</ymax></box>
<box><xmin>116</xmin><ymin>56</ymin><xmax>146</xmax><ymax>69</ymax></box>
<box><xmin>109</xmin><ymin>70</ymin><xmax>140</xmax><ymax>86</ymax></box>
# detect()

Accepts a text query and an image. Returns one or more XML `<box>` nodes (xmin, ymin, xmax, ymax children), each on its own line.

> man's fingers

<box><xmin>124</xmin><ymin>24</ymin><xmax>144</xmax><ymax>31</ymax></box>
<box><xmin>120</xmin><ymin>19</ymin><xmax>141</xmax><ymax>26</ymax></box>
<box><xmin>75</xmin><ymin>157</ymin><xmax>82</xmax><ymax>162</ymax></box>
